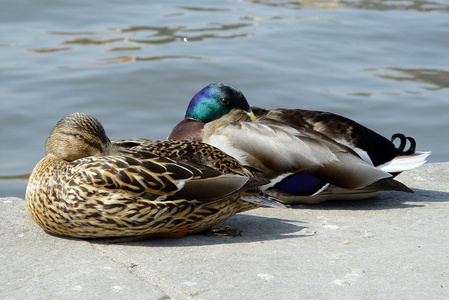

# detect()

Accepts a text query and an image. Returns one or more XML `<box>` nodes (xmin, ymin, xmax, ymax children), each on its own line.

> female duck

<box><xmin>26</xmin><ymin>112</ymin><xmax>285</xmax><ymax>239</ymax></box>
<box><xmin>168</xmin><ymin>83</ymin><xmax>430</xmax><ymax>204</ymax></box>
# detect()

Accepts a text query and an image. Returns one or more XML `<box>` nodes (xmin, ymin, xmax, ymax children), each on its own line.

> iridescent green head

<box><xmin>185</xmin><ymin>83</ymin><xmax>253</xmax><ymax>123</ymax></box>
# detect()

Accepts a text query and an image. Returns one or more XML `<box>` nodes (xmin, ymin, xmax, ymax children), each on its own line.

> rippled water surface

<box><xmin>1</xmin><ymin>0</ymin><xmax>449</xmax><ymax>197</ymax></box>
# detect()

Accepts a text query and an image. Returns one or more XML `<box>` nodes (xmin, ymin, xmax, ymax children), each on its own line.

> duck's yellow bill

<box><xmin>246</xmin><ymin>111</ymin><xmax>256</xmax><ymax>121</ymax></box>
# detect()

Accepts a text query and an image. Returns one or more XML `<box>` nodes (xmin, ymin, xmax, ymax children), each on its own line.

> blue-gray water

<box><xmin>1</xmin><ymin>0</ymin><xmax>448</xmax><ymax>198</ymax></box>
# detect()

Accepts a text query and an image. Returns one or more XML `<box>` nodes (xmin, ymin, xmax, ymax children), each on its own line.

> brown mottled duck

<box><xmin>26</xmin><ymin>112</ymin><xmax>286</xmax><ymax>239</ymax></box>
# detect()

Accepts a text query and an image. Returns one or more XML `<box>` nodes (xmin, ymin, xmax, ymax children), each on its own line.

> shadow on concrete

<box><xmin>292</xmin><ymin>188</ymin><xmax>449</xmax><ymax>211</ymax></box>
<box><xmin>88</xmin><ymin>214</ymin><xmax>311</xmax><ymax>247</ymax></box>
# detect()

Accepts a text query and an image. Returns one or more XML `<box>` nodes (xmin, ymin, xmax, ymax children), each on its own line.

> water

<box><xmin>1</xmin><ymin>0</ymin><xmax>448</xmax><ymax>198</ymax></box>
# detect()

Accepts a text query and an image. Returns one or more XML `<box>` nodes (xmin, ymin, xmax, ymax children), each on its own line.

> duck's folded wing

<box><xmin>204</xmin><ymin>112</ymin><xmax>393</xmax><ymax>189</ymax></box>
<box><xmin>70</xmin><ymin>153</ymin><xmax>250</xmax><ymax>202</ymax></box>
<box><xmin>114</xmin><ymin>138</ymin><xmax>255</xmax><ymax>178</ymax></box>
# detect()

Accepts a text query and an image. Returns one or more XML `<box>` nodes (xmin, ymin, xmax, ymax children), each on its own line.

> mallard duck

<box><xmin>26</xmin><ymin>112</ymin><xmax>286</xmax><ymax>239</ymax></box>
<box><xmin>168</xmin><ymin>82</ymin><xmax>430</xmax><ymax>204</ymax></box>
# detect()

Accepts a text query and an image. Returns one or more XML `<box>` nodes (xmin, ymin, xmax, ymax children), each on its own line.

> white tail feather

<box><xmin>378</xmin><ymin>151</ymin><xmax>431</xmax><ymax>173</ymax></box>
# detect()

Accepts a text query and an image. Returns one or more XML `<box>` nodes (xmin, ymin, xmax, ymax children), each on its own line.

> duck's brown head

<box><xmin>45</xmin><ymin>112</ymin><xmax>111</xmax><ymax>161</ymax></box>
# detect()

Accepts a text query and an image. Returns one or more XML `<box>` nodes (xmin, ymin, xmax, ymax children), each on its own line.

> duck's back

<box><xmin>252</xmin><ymin>106</ymin><xmax>402</xmax><ymax>166</ymax></box>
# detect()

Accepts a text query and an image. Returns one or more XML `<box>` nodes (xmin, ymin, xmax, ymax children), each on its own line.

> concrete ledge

<box><xmin>1</xmin><ymin>163</ymin><xmax>448</xmax><ymax>299</ymax></box>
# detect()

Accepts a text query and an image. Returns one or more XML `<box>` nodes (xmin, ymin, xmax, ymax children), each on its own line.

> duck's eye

<box><xmin>74</xmin><ymin>134</ymin><xmax>84</xmax><ymax>140</ymax></box>
<box><xmin>219</xmin><ymin>98</ymin><xmax>229</xmax><ymax>105</ymax></box>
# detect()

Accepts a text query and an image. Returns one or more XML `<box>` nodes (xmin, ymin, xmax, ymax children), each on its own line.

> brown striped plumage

<box><xmin>26</xmin><ymin>112</ymin><xmax>286</xmax><ymax>239</ymax></box>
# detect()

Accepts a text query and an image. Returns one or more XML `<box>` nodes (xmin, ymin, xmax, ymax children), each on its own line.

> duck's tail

<box><xmin>241</xmin><ymin>195</ymin><xmax>290</xmax><ymax>209</ymax></box>
<box><xmin>239</xmin><ymin>177</ymin><xmax>290</xmax><ymax>210</ymax></box>
<box><xmin>378</xmin><ymin>151</ymin><xmax>431</xmax><ymax>173</ymax></box>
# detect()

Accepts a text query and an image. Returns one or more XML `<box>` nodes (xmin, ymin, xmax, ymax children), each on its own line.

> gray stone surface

<box><xmin>1</xmin><ymin>163</ymin><xmax>448</xmax><ymax>299</ymax></box>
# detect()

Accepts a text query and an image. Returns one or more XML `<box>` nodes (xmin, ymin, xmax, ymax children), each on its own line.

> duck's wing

<box><xmin>202</xmin><ymin>110</ymin><xmax>393</xmax><ymax>190</ymax></box>
<box><xmin>252</xmin><ymin>106</ymin><xmax>399</xmax><ymax>165</ymax></box>
<box><xmin>69</xmin><ymin>151</ymin><xmax>251</xmax><ymax>204</ymax></box>
<box><xmin>113</xmin><ymin>138</ymin><xmax>254</xmax><ymax>178</ymax></box>
<box><xmin>252</xmin><ymin>106</ymin><xmax>430</xmax><ymax>170</ymax></box>
<box><xmin>112</xmin><ymin>139</ymin><xmax>288</xmax><ymax>209</ymax></box>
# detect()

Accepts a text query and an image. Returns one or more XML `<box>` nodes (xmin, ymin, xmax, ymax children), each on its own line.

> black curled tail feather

<box><xmin>391</xmin><ymin>133</ymin><xmax>416</xmax><ymax>155</ymax></box>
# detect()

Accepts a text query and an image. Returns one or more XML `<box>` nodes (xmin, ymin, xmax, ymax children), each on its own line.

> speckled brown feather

<box><xmin>113</xmin><ymin>139</ymin><xmax>271</xmax><ymax>210</ymax></box>
<box><xmin>26</xmin><ymin>113</ymin><xmax>285</xmax><ymax>239</ymax></box>
<box><xmin>113</xmin><ymin>139</ymin><xmax>251</xmax><ymax>177</ymax></box>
